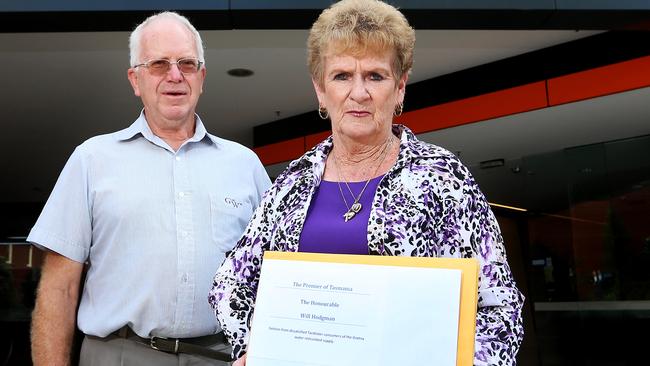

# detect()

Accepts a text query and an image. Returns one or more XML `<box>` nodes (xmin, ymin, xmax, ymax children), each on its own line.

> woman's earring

<box><xmin>318</xmin><ymin>106</ymin><xmax>329</xmax><ymax>120</ymax></box>
<box><xmin>394</xmin><ymin>102</ymin><xmax>404</xmax><ymax>116</ymax></box>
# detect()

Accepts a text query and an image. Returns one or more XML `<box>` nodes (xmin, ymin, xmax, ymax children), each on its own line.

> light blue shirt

<box><xmin>28</xmin><ymin>112</ymin><xmax>271</xmax><ymax>338</ymax></box>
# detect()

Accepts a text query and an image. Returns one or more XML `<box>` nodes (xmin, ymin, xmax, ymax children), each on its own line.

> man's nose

<box><xmin>167</xmin><ymin>62</ymin><xmax>184</xmax><ymax>81</ymax></box>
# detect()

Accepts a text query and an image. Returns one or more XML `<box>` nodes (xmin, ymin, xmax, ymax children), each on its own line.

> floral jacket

<box><xmin>209</xmin><ymin>125</ymin><xmax>524</xmax><ymax>365</ymax></box>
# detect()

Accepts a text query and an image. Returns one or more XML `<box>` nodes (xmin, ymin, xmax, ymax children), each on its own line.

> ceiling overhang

<box><xmin>2</xmin><ymin>0</ymin><xmax>650</xmax><ymax>32</ymax></box>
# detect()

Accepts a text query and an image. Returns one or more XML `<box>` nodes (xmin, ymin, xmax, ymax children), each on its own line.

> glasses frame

<box><xmin>133</xmin><ymin>58</ymin><xmax>204</xmax><ymax>75</ymax></box>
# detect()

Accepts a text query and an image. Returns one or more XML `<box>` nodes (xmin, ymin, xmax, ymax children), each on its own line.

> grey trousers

<box><xmin>80</xmin><ymin>334</ymin><xmax>232</xmax><ymax>366</ymax></box>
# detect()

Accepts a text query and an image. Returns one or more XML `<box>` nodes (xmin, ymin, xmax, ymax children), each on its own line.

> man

<box><xmin>28</xmin><ymin>12</ymin><xmax>270</xmax><ymax>366</ymax></box>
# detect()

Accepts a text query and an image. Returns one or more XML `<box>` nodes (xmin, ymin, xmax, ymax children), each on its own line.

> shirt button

<box><xmin>175</xmin><ymin>156</ymin><xmax>181</xmax><ymax>161</ymax></box>
<box><xmin>178</xmin><ymin>192</ymin><xmax>185</xmax><ymax>198</ymax></box>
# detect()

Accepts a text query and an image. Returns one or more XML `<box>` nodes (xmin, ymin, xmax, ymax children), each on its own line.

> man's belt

<box><xmin>112</xmin><ymin>326</ymin><xmax>232</xmax><ymax>362</ymax></box>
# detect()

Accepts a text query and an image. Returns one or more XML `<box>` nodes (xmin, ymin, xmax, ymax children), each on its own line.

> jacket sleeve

<box><xmin>208</xmin><ymin>184</ymin><xmax>278</xmax><ymax>360</ymax></box>
<box><xmin>437</xmin><ymin>161</ymin><xmax>525</xmax><ymax>366</ymax></box>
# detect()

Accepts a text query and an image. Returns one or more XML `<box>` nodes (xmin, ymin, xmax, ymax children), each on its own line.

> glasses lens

<box><xmin>148</xmin><ymin>59</ymin><xmax>171</xmax><ymax>74</ymax></box>
<box><xmin>178</xmin><ymin>59</ymin><xmax>200</xmax><ymax>73</ymax></box>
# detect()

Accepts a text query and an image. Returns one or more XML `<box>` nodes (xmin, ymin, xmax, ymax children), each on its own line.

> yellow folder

<box><xmin>263</xmin><ymin>251</ymin><xmax>479</xmax><ymax>366</ymax></box>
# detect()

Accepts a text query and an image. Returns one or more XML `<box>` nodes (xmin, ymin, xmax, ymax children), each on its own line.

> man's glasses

<box><xmin>133</xmin><ymin>58</ymin><xmax>203</xmax><ymax>75</ymax></box>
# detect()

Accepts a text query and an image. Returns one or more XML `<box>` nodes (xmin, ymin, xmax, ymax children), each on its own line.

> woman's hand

<box><xmin>233</xmin><ymin>353</ymin><xmax>247</xmax><ymax>366</ymax></box>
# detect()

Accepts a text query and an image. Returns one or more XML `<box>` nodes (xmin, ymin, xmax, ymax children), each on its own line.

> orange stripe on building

<box><xmin>548</xmin><ymin>55</ymin><xmax>650</xmax><ymax>106</ymax></box>
<box><xmin>395</xmin><ymin>81</ymin><xmax>548</xmax><ymax>134</ymax></box>
<box><xmin>254</xmin><ymin>56</ymin><xmax>650</xmax><ymax>166</ymax></box>
<box><xmin>305</xmin><ymin>131</ymin><xmax>331</xmax><ymax>151</ymax></box>
<box><xmin>253</xmin><ymin>137</ymin><xmax>305</xmax><ymax>165</ymax></box>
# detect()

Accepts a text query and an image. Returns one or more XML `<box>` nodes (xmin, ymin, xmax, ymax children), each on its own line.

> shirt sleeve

<box><xmin>250</xmin><ymin>154</ymin><xmax>272</xmax><ymax>207</ymax></box>
<box><xmin>437</xmin><ymin>161</ymin><xmax>525</xmax><ymax>366</ymax></box>
<box><xmin>208</xmin><ymin>180</ymin><xmax>278</xmax><ymax>360</ymax></box>
<box><xmin>27</xmin><ymin>146</ymin><xmax>92</xmax><ymax>263</ymax></box>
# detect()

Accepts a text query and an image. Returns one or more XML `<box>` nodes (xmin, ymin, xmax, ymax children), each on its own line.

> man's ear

<box><xmin>127</xmin><ymin>68</ymin><xmax>141</xmax><ymax>97</ymax></box>
<box><xmin>199</xmin><ymin>67</ymin><xmax>206</xmax><ymax>94</ymax></box>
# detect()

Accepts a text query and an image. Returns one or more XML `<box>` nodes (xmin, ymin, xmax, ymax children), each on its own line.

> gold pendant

<box><xmin>343</xmin><ymin>202</ymin><xmax>362</xmax><ymax>222</ymax></box>
<box><xmin>343</xmin><ymin>210</ymin><xmax>356</xmax><ymax>222</ymax></box>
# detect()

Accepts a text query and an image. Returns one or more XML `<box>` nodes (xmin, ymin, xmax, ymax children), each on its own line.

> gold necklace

<box><xmin>334</xmin><ymin>136</ymin><xmax>394</xmax><ymax>222</ymax></box>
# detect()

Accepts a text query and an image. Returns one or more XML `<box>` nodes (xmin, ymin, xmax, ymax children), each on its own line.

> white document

<box><xmin>247</xmin><ymin>256</ymin><xmax>462</xmax><ymax>366</ymax></box>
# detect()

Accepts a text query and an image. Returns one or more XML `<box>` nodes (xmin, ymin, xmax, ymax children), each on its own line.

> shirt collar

<box><xmin>115</xmin><ymin>110</ymin><xmax>217</xmax><ymax>147</ymax></box>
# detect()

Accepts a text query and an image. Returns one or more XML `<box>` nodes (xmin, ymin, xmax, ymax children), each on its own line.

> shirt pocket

<box><xmin>209</xmin><ymin>193</ymin><xmax>253</xmax><ymax>252</ymax></box>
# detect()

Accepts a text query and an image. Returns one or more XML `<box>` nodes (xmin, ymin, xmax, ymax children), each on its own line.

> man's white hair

<box><xmin>129</xmin><ymin>11</ymin><xmax>205</xmax><ymax>67</ymax></box>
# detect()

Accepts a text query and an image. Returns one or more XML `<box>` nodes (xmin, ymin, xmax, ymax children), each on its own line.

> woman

<box><xmin>209</xmin><ymin>0</ymin><xmax>524</xmax><ymax>365</ymax></box>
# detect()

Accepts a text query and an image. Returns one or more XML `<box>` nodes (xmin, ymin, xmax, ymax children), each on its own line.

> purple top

<box><xmin>298</xmin><ymin>175</ymin><xmax>384</xmax><ymax>254</ymax></box>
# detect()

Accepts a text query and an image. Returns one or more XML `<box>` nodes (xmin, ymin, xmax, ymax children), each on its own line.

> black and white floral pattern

<box><xmin>209</xmin><ymin>125</ymin><xmax>524</xmax><ymax>365</ymax></box>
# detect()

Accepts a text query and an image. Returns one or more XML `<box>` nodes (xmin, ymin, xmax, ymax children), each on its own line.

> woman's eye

<box><xmin>333</xmin><ymin>73</ymin><xmax>349</xmax><ymax>81</ymax></box>
<box><xmin>369</xmin><ymin>73</ymin><xmax>384</xmax><ymax>81</ymax></box>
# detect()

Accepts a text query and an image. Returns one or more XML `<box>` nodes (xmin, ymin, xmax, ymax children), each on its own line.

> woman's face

<box><xmin>314</xmin><ymin>49</ymin><xmax>407</xmax><ymax>143</ymax></box>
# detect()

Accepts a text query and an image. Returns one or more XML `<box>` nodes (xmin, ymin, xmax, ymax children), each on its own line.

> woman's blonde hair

<box><xmin>307</xmin><ymin>0</ymin><xmax>415</xmax><ymax>86</ymax></box>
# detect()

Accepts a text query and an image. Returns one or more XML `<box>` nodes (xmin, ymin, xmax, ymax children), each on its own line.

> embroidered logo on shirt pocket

<box><xmin>209</xmin><ymin>194</ymin><xmax>252</xmax><ymax>251</ymax></box>
<box><xmin>224</xmin><ymin>197</ymin><xmax>244</xmax><ymax>208</ymax></box>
